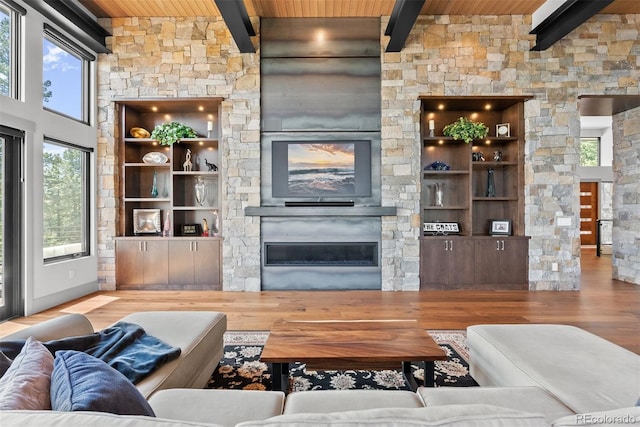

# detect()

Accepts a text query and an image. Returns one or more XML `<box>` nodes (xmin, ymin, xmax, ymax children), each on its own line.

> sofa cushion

<box><xmin>51</xmin><ymin>350</ymin><xmax>155</xmax><ymax>416</ymax></box>
<box><xmin>0</xmin><ymin>350</ymin><xmax>12</xmax><ymax>377</ymax></box>
<box><xmin>149</xmin><ymin>389</ymin><xmax>285</xmax><ymax>427</ymax></box>
<box><xmin>283</xmin><ymin>390</ymin><xmax>423</xmax><ymax>414</ymax></box>
<box><xmin>418</xmin><ymin>386</ymin><xmax>574</xmax><ymax>424</ymax></box>
<box><xmin>238</xmin><ymin>404</ymin><xmax>548</xmax><ymax>427</ymax></box>
<box><xmin>552</xmin><ymin>407</ymin><xmax>640</xmax><ymax>426</ymax></box>
<box><xmin>467</xmin><ymin>324</ymin><xmax>640</xmax><ymax>413</ymax></box>
<box><xmin>0</xmin><ymin>410</ymin><xmax>225</xmax><ymax>427</ymax></box>
<box><xmin>1</xmin><ymin>313</ymin><xmax>94</xmax><ymax>341</ymax></box>
<box><xmin>0</xmin><ymin>337</ymin><xmax>54</xmax><ymax>410</ymax></box>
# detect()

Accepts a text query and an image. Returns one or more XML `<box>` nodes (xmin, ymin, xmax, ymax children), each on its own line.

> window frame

<box><xmin>42</xmin><ymin>25</ymin><xmax>93</xmax><ymax>124</ymax></box>
<box><xmin>579</xmin><ymin>137</ymin><xmax>601</xmax><ymax>167</ymax></box>
<box><xmin>0</xmin><ymin>0</ymin><xmax>23</xmax><ymax>100</ymax></box>
<box><xmin>42</xmin><ymin>137</ymin><xmax>92</xmax><ymax>263</ymax></box>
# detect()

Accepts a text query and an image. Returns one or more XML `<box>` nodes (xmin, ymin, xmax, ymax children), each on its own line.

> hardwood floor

<box><xmin>2</xmin><ymin>248</ymin><xmax>639</xmax><ymax>354</ymax></box>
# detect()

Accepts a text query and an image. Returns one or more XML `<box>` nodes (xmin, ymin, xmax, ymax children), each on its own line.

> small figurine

<box><xmin>205</xmin><ymin>158</ymin><xmax>218</xmax><ymax>171</ymax></box>
<box><xmin>202</xmin><ymin>218</ymin><xmax>209</xmax><ymax>237</ymax></box>
<box><xmin>493</xmin><ymin>150</ymin><xmax>503</xmax><ymax>161</ymax></box>
<box><xmin>183</xmin><ymin>149</ymin><xmax>193</xmax><ymax>172</ymax></box>
<box><xmin>472</xmin><ymin>152</ymin><xmax>485</xmax><ymax>162</ymax></box>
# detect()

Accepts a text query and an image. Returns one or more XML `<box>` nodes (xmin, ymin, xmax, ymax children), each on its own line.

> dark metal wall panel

<box><xmin>262</xmin><ymin>57</ymin><xmax>381</xmax><ymax>132</ymax></box>
<box><xmin>261</xmin><ymin>18</ymin><xmax>381</xmax><ymax>132</ymax></box>
<box><xmin>261</xmin><ymin>18</ymin><xmax>380</xmax><ymax>58</ymax></box>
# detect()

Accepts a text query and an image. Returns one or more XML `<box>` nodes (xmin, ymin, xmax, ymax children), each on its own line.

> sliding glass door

<box><xmin>0</xmin><ymin>125</ymin><xmax>23</xmax><ymax>321</ymax></box>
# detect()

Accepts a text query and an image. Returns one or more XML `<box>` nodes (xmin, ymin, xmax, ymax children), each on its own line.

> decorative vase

<box><xmin>163</xmin><ymin>211</ymin><xmax>172</xmax><ymax>237</ymax></box>
<box><xmin>151</xmin><ymin>171</ymin><xmax>159</xmax><ymax>198</ymax></box>
<box><xmin>486</xmin><ymin>168</ymin><xmax>496</xmax><ymax>197</ymax></box>
<box><xmin>194</xmin><ymin>176</ymin><xmax>206</xmax><ymax>206</ymax></box>
<box><xmin>434</xmin><ymin>182</ymin><xmax>444</xmax><ymax>207</ymax></box>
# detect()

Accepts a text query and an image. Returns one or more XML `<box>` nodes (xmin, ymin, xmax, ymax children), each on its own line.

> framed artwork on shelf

<box><xmin>490</xmin><ymin>219</ymin><xmax>512</xmax><ymax>236</ymax></box>
<box><xmin>133</xmin><ymin>209</ymin><xmax>161</xmax><ymax>235</ymax></box>
<box><xmin>181</xmin><ymin>224</ymin><xmax>202</xmax><ymax>236</ymax></box>
<box><xmin>496</xmin><ymin>123</ymin><xmax>510</xmax><ymax>137</ymax></box>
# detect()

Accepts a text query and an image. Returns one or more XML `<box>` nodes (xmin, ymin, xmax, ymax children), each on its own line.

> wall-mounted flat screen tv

<box><xmin>272</xmin><ymin>140</ymin><xmax>372</xmax><ymax>198</ymax></box>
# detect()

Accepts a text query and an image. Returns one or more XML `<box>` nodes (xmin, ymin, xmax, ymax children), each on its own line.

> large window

<box><xmin>0</xmin><ymin>1</ymin><xmax>20</xmax><ymax>99</ymax></box>
<box><xmin>580</xmin><ymin>137</ymin><xmax>600</xmax><ymax>166</ymax></box>
<box><xmin>42</xmin><ymin>26</ymin><xmax>92</xmax><ymax>122</ymax></box>
<box><xmin>43</xmin><ymin>139</ymin><xmax>91</xmax><ymax>262</ymax></box>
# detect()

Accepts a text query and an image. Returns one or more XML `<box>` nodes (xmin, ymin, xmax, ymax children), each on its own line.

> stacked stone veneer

<box><xmin>96</xmin><ymin>14</ymin><xmax>639</xmax><ymax>291</ymax></box>
<box><xmin>380</xmin><ymin>14</ymin><xmax>639</xmax><ymax>290</ymax></box>
<box><xmin>96</xmin><ymin>16</ymin><xmax>261</xmax><ymax>290</ymax></box>
<box><xmin>612</xmin><ymin>107</ymin><xmax>640</xmax><ymax>284</ymax></box>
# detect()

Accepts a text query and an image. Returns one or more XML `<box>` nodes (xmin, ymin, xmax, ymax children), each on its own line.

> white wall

<box><xmin>579</xmin><ymin>115</ymin><xmax>613</xmax><ymax>181</ymax></box>
<box><xmin>0</xmin><ymin>4</ymin><xmax>98</xmax><ymax>315</ymax></box>
<box><xmin>579</xmin><ymin>116</ymin><xmax>614</xmax><ymax>245</ymax></box>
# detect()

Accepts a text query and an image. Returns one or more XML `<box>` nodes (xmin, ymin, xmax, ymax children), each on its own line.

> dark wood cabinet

<box><xmin>168</xmin><ymin>239</ymin><xmax>221</xmax><ymax>290</ymax></box>
<box><xmin>115</xmin><ymin>239</ymin><xmax>168</xmax><ymax>289</ymax></box>
<box><xmin>419</xmin><ymin>96</ymin><xmax>531</xmax><ymax>289</ymax></box>
<box><xmin>473</xmin><ymin>237</ymin><xmax>529</xmax><ymax>289</ymax></box>
<box><xmin>116</xmin><ymin>237</ymin><xmax>221</xmax><ymax>290</ymax></box>
<box><xmin>420</xmin><ymin>237</ymin><xmax>474</xmax><ymax>290</ymax></box>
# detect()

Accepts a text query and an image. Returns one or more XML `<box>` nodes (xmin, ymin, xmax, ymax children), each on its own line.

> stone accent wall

<box><xmin>612</xmin><ymin>107</ymin><xmax>640</xmax><ymax>285</ymax></box>
<box><xmin>96</xmin><ymin>16</ymin><xmax>261</xmax><ymax>290</ymax></box>
<box><xmin>380</xmin><ymin>14</ymin><xmax>639</xmax><ymax>290</ymax></box>
<box><xmin>96</xmin><ymin>14</ymin><xmax>638</xmax><ymax>291</ymax></box>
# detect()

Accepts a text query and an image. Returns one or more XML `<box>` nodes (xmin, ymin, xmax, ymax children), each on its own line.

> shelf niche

<box><xmin>419</xmin><ymin>96</ymin><xmax>531</xmax><ymax>291</ymax></box>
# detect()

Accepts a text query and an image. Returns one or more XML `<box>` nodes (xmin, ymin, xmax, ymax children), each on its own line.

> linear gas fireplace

<box><xmin>261</xmin><ymin>217</ymin><xmax>382</xmax><ymax>290</ymax></box>
<box><xmin>265</xmin><ymin>242</ymin><xmax>378</xmax><ymax>267</ymax></box>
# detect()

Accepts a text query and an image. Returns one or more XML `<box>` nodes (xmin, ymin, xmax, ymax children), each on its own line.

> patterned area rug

<box><xmin>206</xmin><ymin>330</ymin><xmax>477</xmax><ymax>392</ymax></box>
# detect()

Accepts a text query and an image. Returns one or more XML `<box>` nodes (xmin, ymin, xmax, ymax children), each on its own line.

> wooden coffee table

<box><xmin>260</xmin><ymin>320</ymin><xmax>447</xmax><ymax>393</ymax></box>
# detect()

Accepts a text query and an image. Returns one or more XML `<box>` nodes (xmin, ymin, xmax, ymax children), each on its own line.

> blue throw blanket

<box><xmin>85</xmin><ymin>321</ymin><xmax>181</xmax><ymax>383</ymax></box>
<box><xmin>0</xmin><ymin>322</ymin><xmax>181</xmax><ymax>384</ymax></box>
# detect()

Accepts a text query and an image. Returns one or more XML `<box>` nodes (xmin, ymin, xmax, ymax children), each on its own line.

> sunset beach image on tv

<box><xmin>287</xmin><ymin>143</ymin><xmax>355</xmax><ymax>196</ymax></box>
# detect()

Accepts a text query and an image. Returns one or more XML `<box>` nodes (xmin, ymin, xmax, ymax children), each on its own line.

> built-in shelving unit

<box><xmin>115</xmin><ymin>99</ymin><xmax>223</xmax><ymax>290</ymax></box>
<box><xmin>419</xmin><ymin>96</ymin><xmax>531</xmax><ymax>290</ymax></box>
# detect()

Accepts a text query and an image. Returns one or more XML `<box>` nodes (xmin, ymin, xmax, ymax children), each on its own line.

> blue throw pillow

<box><xmin>51</xmin><ymin>350</ymin><xmax>155</xmax><ymax>416</ymax></box>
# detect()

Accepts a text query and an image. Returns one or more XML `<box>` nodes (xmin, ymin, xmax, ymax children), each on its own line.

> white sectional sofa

<box><xmin>1</xmin><ymin>311</ymin><xmax>228</xmax><ymax>399</ymax></box>
<box><xmin>419</xmin><ymin>324</ymin><xmax>640</xmax><ymax>426</ymax></box>
<box><xmin>1</xmin><ymin>316</ymin><xmax>638</xmax><ymax>426</ymax></box>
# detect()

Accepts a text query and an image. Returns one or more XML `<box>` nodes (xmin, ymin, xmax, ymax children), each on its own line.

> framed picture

<box><xmin>181</xmin><ymin>224</ymin><xmax>202</xmax><ymax>236</ymax></box>
<box><xmin>496</xmin><ymin>123</ymin><xmax>510</xmax><ymax>137</ymax></box>
<box><xmin>423</xmin><ymin>222</ymin><xmax>460</xmax><ymax>235</ymax></box>
<box><xmin>133</xmin><ymin>209</ymin><xmax>161</xmax><ymax>235</ymax></box>
<box><xmin>490</xmin><ymin>219</ymin><xmax>512</xmax><ymax>236</ymax></box>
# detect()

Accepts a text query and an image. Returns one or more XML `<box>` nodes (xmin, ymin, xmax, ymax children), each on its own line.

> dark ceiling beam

<box><xmin>530</xmin><ymin>0</ymin><xmax>614</xmax><ymax>51</ymax></box>
<box><xmin>384</xmin><ymin>0</ymin><xmax>425</xmax><ymax>52</ymax></box>
<box><xmin>214</xmin><ymin>0</ymin><xmax>256</xmax><ymax>53</ymax></box>
<box><xmin>29</xmin><ymin>0</ymin><xmax>111</xmax><ymax>53</ymax></box>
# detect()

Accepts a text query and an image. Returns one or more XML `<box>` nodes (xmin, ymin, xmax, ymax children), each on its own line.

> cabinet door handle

<box><xmin>444</xmin><ymin>240</ymin><xmax>448</xmax><ymax>251</ymax></box>
<box><xmin>496</xmin><ymin>240</ymin><xmax>500</xmax><ymax>251</ymax></box>
<box><xmin>193</xmin><ymin>241</ymin><xmax>198</xmax><ymax>251</ymax></box>
<box><xmin>449</xmin><ymin>240</ymin><xmax>453</xmax><ymax>251</ymax></box>
<box><xmin>139</xmin><ymin>241</ymin><xmax>143</xmax><ymax>252</ymax></box>
<box><xmin>501</xmin><ymin>240</ymin><xmax>505</xmax><ymax>251</ymax></box>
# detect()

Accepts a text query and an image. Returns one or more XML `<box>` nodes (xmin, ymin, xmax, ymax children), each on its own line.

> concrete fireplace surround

<box><xmin>96</xmin><ymin>14</ymin><xmax>640</xmax><ymax>291</ymax></box>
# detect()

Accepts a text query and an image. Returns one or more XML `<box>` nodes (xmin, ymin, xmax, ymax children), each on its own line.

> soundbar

<box><xmin>285</xmin><ymin>201</ymin><xmax>355</xmax><ymax>207</ymax></box>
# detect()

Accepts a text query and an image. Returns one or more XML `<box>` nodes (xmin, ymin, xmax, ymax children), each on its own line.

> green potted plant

<box><xmin>150</xmin><ymin>122</ymin><xmax>197</xmax><ymax>145</ymax></box>
<box><xmin>442</xmin><ymin>117</ymin><xmax>489</xmax><ymax>143</ymax></box>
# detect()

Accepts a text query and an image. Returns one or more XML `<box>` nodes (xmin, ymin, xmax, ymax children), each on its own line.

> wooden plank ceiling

<box><xmin>79</xmin><ymin>0</ymin><xmax>640</xmax><ymax>18</ymax></box>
